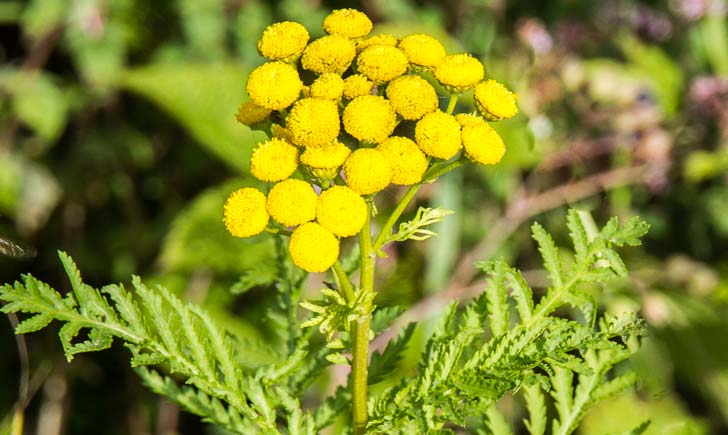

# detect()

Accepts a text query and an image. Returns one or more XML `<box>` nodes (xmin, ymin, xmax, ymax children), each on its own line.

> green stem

<box><xmin>372</xmin><ymin>158</ymin><xmax>467</xmax><ymax>253</ymax></box>
<box><xmin>372</xmin><ymin>184</ymin><xmax>421</xmax><ymax>252</ymax></box>
<box><xmin>359</xmin><ymin>200</ymin><xmax>375</xmax><ymax>292</ymax></box>
<box><xmin>352</xmin><ymin>200</ymin><xmax>375</xmax><ymax>434</ymax></box>
<box><xmin>422</xmin><ymin>158</ymin><xmax>467</xmax><ymax>183</ymax></box>
<box><xmin>352</xmin><ymin>314</ymin><xmax>371</xmax><ymax>435</ymax></box>
<box><xmin>446</xmin><ymin>94</ymin><xmax>459</xmax><ymax>115</ymax></box>
<box><xmin>332</xmin><ymin>261</ymin><xmax>356</xmax><ymax>303</ymax></box>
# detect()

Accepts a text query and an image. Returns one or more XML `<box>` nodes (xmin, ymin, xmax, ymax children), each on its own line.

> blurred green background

<box><xmin>1</xmin><ymin>0</ymin><xmax>727</xmax><ymax>434</ymax></box>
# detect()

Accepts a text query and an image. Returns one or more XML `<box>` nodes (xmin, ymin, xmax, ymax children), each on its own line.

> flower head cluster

<box><xmin>228</xmin><ymin>9</ymin><xmax>519</xmax><ymax>273</ymax></box>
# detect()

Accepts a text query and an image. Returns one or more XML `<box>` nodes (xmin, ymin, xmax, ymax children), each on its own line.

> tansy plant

<box><xmin>1</xmin><ymin>9</ymin><xmax>650</xmax><ymax>435</ymax></box>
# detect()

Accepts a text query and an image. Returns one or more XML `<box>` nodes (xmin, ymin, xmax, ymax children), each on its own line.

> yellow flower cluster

<box><xmin>227</xmin><ymin>8</ymin><xmax>519</xmax><ymax>273</ymax></box>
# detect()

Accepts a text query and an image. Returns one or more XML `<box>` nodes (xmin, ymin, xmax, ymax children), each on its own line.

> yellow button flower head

<box><xmin>301</xmin><ymin>35</ymin><xmax>356</xmax><ymax>75</ymax></box>
<box><xmin>357</xmin><ymin>34</ymin><xmax>399</xmax><ymax>52</ymax></box>
<box><xmin>461</xmin><ymin>123</ymin><xmax>506</xmax><ymax>165</ymax></box>
<box><xmin>474</xmin><ymin>79</ymin><xmax>519</xmax><ymax>120</ymax></box>
<box><xmin>398</xmin><ymin>34</ymin><xmax>446</xmax><ymax>69</ymax></box>
<box><xmin>376</xmin><ymin>136</ymin><xmax>428</xmax><ymax>185</ymax></box>
<box><xmin>455</xmin><ymin>113</ymin><xmax>488</xmax><ymax>128</ymax></box>
<box><xmin>356</xmin><ymin>45</ymin><xmax>409</xmax><ymax>83</ymax></box>
<box><xmin>267</xmin><ymin>179</ymin><xmax>317</xmax><ymax>227</ymax></box>
<box><xmin>287</xmin><ymin>98</ymin><xmax>341</xmax><ymax>148</ymax></box>
<box><xmin>246</xmin><ymin>62</ymin><xmax>303</xmax><ymax>110</ymax></box>
<box><xmin>323</xmin><ymin>8</ymin><xmax>373</xmax><ymax>39</ymax></box>
<box><xmin>300</xmin><ymin>140</ymin><xmax>351</xmax><ymax>169</ymax></box>
<box><xmin>310</xmin><ymin>73</ymin><xmax>345</xmax><ymax>100</ymax></box>
<box><xmin>343</xmin><ymin>95</ymin><xmax>397</xmax><ymax>144</ymax></box>
<box><xmin>343</xmin><ymin>148</ymin><xmax>392</xmax><ymax>195</ymax></box>
<box><xmin>223</xmin><ymin>188</ymin><xmax>269</xmax><ymax>238</ymax></box>
<box><xmin>316</xmin><ymin>186</ymin><xmax>367</xmax><ymax>237</ymax></box>
<box><xmin>250</xmin><ymin>138</ymin><xmax>299</xmax><ymax>182</ymax></box>
<box><xmin>415</xmin><ymin>110</ymin><xmax>462</xmax><ymax>159</ymax></box>
<box><xmin>386</xmin><ymin>75</ymin><xmax>439</xmax><ymax>120</ymax></box>
<box><xmin>343</xmin><ymin>74</ymin><xmax>374</xmax><ymax>99</ymax></box>
<box><xmin>434</xmin><ymin>54</ymin><xmax>485</xmax><ymax>93</ymax></box>
<box><xmin>257</xmin><ymin>21</ymin><xmax>309</xmax><ymax>61</ymax></box>
<box><xmin>235</xmin><ymin>101</ymin><xmax>271</xmax><ymax>128</ymax></box>
<box><xmin>288</xmin><ymin>222</ymin><xmax>340</xmax><ymax>272</ymax></box>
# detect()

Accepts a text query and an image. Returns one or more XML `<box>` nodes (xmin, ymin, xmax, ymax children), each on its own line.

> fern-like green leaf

<box><xmin>484</xmin><ymin>405</ymin><xmax>514</xmax><ymax>435</ymax></box>
<box><xmin>531</xmin><ymin>222</ymin><xmax>564</xmax><ymax>288</ymax></box>
<box><xmin>485</xmin><ymin>260</ymin><xmax>510</xmax><ymax>337</ymax></box>
<box><xmin>523</xmin><ymin>384</ymin><xmax>547</xmax><ymax>435</ymax></box>
<box><xmin>369</xmin><ymin>323</ymin><xmax>416</xmax><ymax>385</ymax></box>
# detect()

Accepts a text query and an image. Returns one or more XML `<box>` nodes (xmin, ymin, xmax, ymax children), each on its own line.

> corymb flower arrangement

<box><xmin>226</xmin><ymin>8</ymin><xmax>518</xmax><ymax>274</ymax></box>
<box><xmin>1</xmin><ymin>7</ymin><xmax>649</xmax><ymax>435</ymax></box>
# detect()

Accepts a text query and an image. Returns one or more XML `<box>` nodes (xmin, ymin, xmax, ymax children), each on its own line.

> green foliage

<box><xmin>0</xmin><ymin>252</ymin><xmax>317</xmax><ymax>434</ymax></box>
<box><xmin>0</xmin><ymin>69</ymin><xmax>71</xmax><ymax>142</ymax></box>
<box><xmin>159</xmin><ymin>179</ymin><xmax>275</xmax><ymax>275</ymax></box>
<box><xmin>367</xmin><ymin>210</ymin><xmax>648</xmax><ymax>433</ymax></box>
<box><xmin>382</xmin><ymin>206</ymin><xmax>455</xmax><ymax>246</ymax></box>
<box><xmin>121</xmin><ymin>63</ymin><xmax>266</xmax><ymax>173</ymax></box>
<box><xmin>0</xmin><ymin>209</ymin><xmax>648</xmax><ymax>433</ymax></box>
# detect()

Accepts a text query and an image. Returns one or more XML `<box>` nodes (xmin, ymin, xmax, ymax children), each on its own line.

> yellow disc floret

<box><xmin>415</xmin><ymin>110</ymin><xmax>462</xmax><ymax>159</ymax></box>
<box><xmin>250</xmin><ymin>138</ymin><xmax>299</xmax><ymax>182</ymax></box>
<box><xmin>235</xmin><ymin>101</ymin><xmax>272</xmax><ymax>127</ymax></box>
<box><xmin>474</xmin><ymin>79</ymin><xmax>519</xmax><ymax>120</ymax></box>
<box><xmin>385</xmin><ymin>75</ymin><xmax>439</xmax><ymax>120</ymax></box>
<box><xmin>287</xmin><ymin>98</ymin><xmax>341</xmax><ymax>148</ymax></box>
<box><xmin>246</xmin><ymin>62</ymin><xmax>303</xmax><ymax>110</ymax></box>
<box><xmin>223</xmin><ymin>188</ymin><xmax>269</xmax><ymax>238</ymax></box>
<box><xmin>461</xmin><ymin>123</ymin><xmax>506</xmax><ymax>165</ymax></box>
<box><xmin>266</xmin><ymin>179</ymin><xmax>318</xmax><ymax>226</ymax></box>
<box><xmin>316</xmin><ymin>186</ymin><xmax>367</xmax><ymax>237</ymax></box>
<box><xmin>398</xmin><ymin>34</ymin><xmax>446</xmax><ymax>68</ymax></box>
<box><xmin>455</xmin><ymin>113</ymin><xmax>488</xmax><ymax>127</ymax></box>
<box><xmin>376</xmin><ymin>136</ymin><xmax>428</xmax><ymax>185</ymax></box>
<box><xmin>257</xmin><ymin>21</ymin><xmax>309</xmax><ymax>61</ymax></box>
<box><xmin>343</xmin><ymin>95</ymin><xmax>397</xmax><ymax>144</ymax></box>
<box><xmin>343</xmin><ymin>74</ymin><xmax>374</xmax><ymax>99</ymax></box>
<box><xmin>356</xmin><ymin>45</ymin><xmax>409</xmax><ymax>83</ymax></box>
<box><xmin>323</xmin><ymin>8</ymin><xmax>373</xmax><ymax>39</ymax></box>
<box><xmin>310</xmin><ymin>73</ymin><xmax>345</xmax><ymax>100</ymax></box>
<box><xmin>300</xmin><ymin>140</ymin><xmax>351</xmax><ymax>169</ymax></box>
<box><xmin>288</xmin><ymin>222</ymin><xmax>340</xmax><ymax>272</ymax></box>
<box><xmin>433</xmin><ymin>54</ymin><xmax>485</xmax><ymax>93</ymax></box>
<box><xmin>301</xmin><ymin>35</ymin><xmax>356</xmax><ymax>75</ymax></box>
<box><xmin>343</xmin><ymin>148</ymin><xmax>392</xmax><ymax>195</ymax></box>
<box><xmin>357</xmin><ymin>34</ymin><xmax>399</xmax><ymax>52</ymax></box>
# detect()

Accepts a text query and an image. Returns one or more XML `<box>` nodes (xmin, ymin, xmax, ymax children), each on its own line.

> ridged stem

<box><xmin>352</xmin><ymin>200</ymin><xmax>375</xmax><ymax>434</ymax></box>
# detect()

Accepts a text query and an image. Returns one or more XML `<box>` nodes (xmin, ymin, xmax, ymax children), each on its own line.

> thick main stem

<box><xmin>352</xmin><ymin>200</ymin><xmax>375</xmax><ymax>434</ymax></box>
<box><xmin>351</xmin><ymin>314</ymin><xmax>371</xmax><ymax>434</ymax></box>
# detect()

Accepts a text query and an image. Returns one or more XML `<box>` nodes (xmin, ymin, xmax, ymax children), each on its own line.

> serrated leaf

<box><xmin>383</xmin><ymin>207</ymin><xmax>454</xmax><ymax>246</ymax></box>
<box><xmin>566</xmin><ymin>209</ymin><xmax>590</xmax><ymax>263</ymax></box>
<box><xmin>523</xmin><ymin>384</ymin><xmax>547</xmax><ymax>435</ymax></box>
<box><xmin>325</xmin><ymin>353</ymin><xmax>349</xmax><ymax>365</ymax></box>
<box><xmin>486</xmin><ymin>260</ymin><xmax>510</xmax><ymax>337</ymax></box>
<box><xmin>531</xmin><ymin>223</ymin><xmax>564</xmax><ymax>288</ymax></box>
<box><xmin>590</xmin><ymin>372</ymin><xmax>637</xmax><ymax>403</ymax></box>
<box><xmin>369</xmin><ymin>323</ymin><xmax>416</xmax><ymax>385</ymax></box>
<box><xmin>370</xmin><ymin>305</ymin><xmax>405</xmax><ymax>334</ymax></box>
<box><xmin>14</xmin><ymin>313</ymin><xmax>53</xmax><ymax>334</ymax></box>
<box><xmin>606</xmin><ymin>216</ymin><xmax>649</xmax><ymax>247</ymax></box>
<box><xmin>485</xmin><ymin>405</ymin><xmax>514</xmax><ymax>435</ymax></box>
<box><xmin>599</xmin><ymin>248</ymin><xmax>628</xmax><ymax>277</ymax></box>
